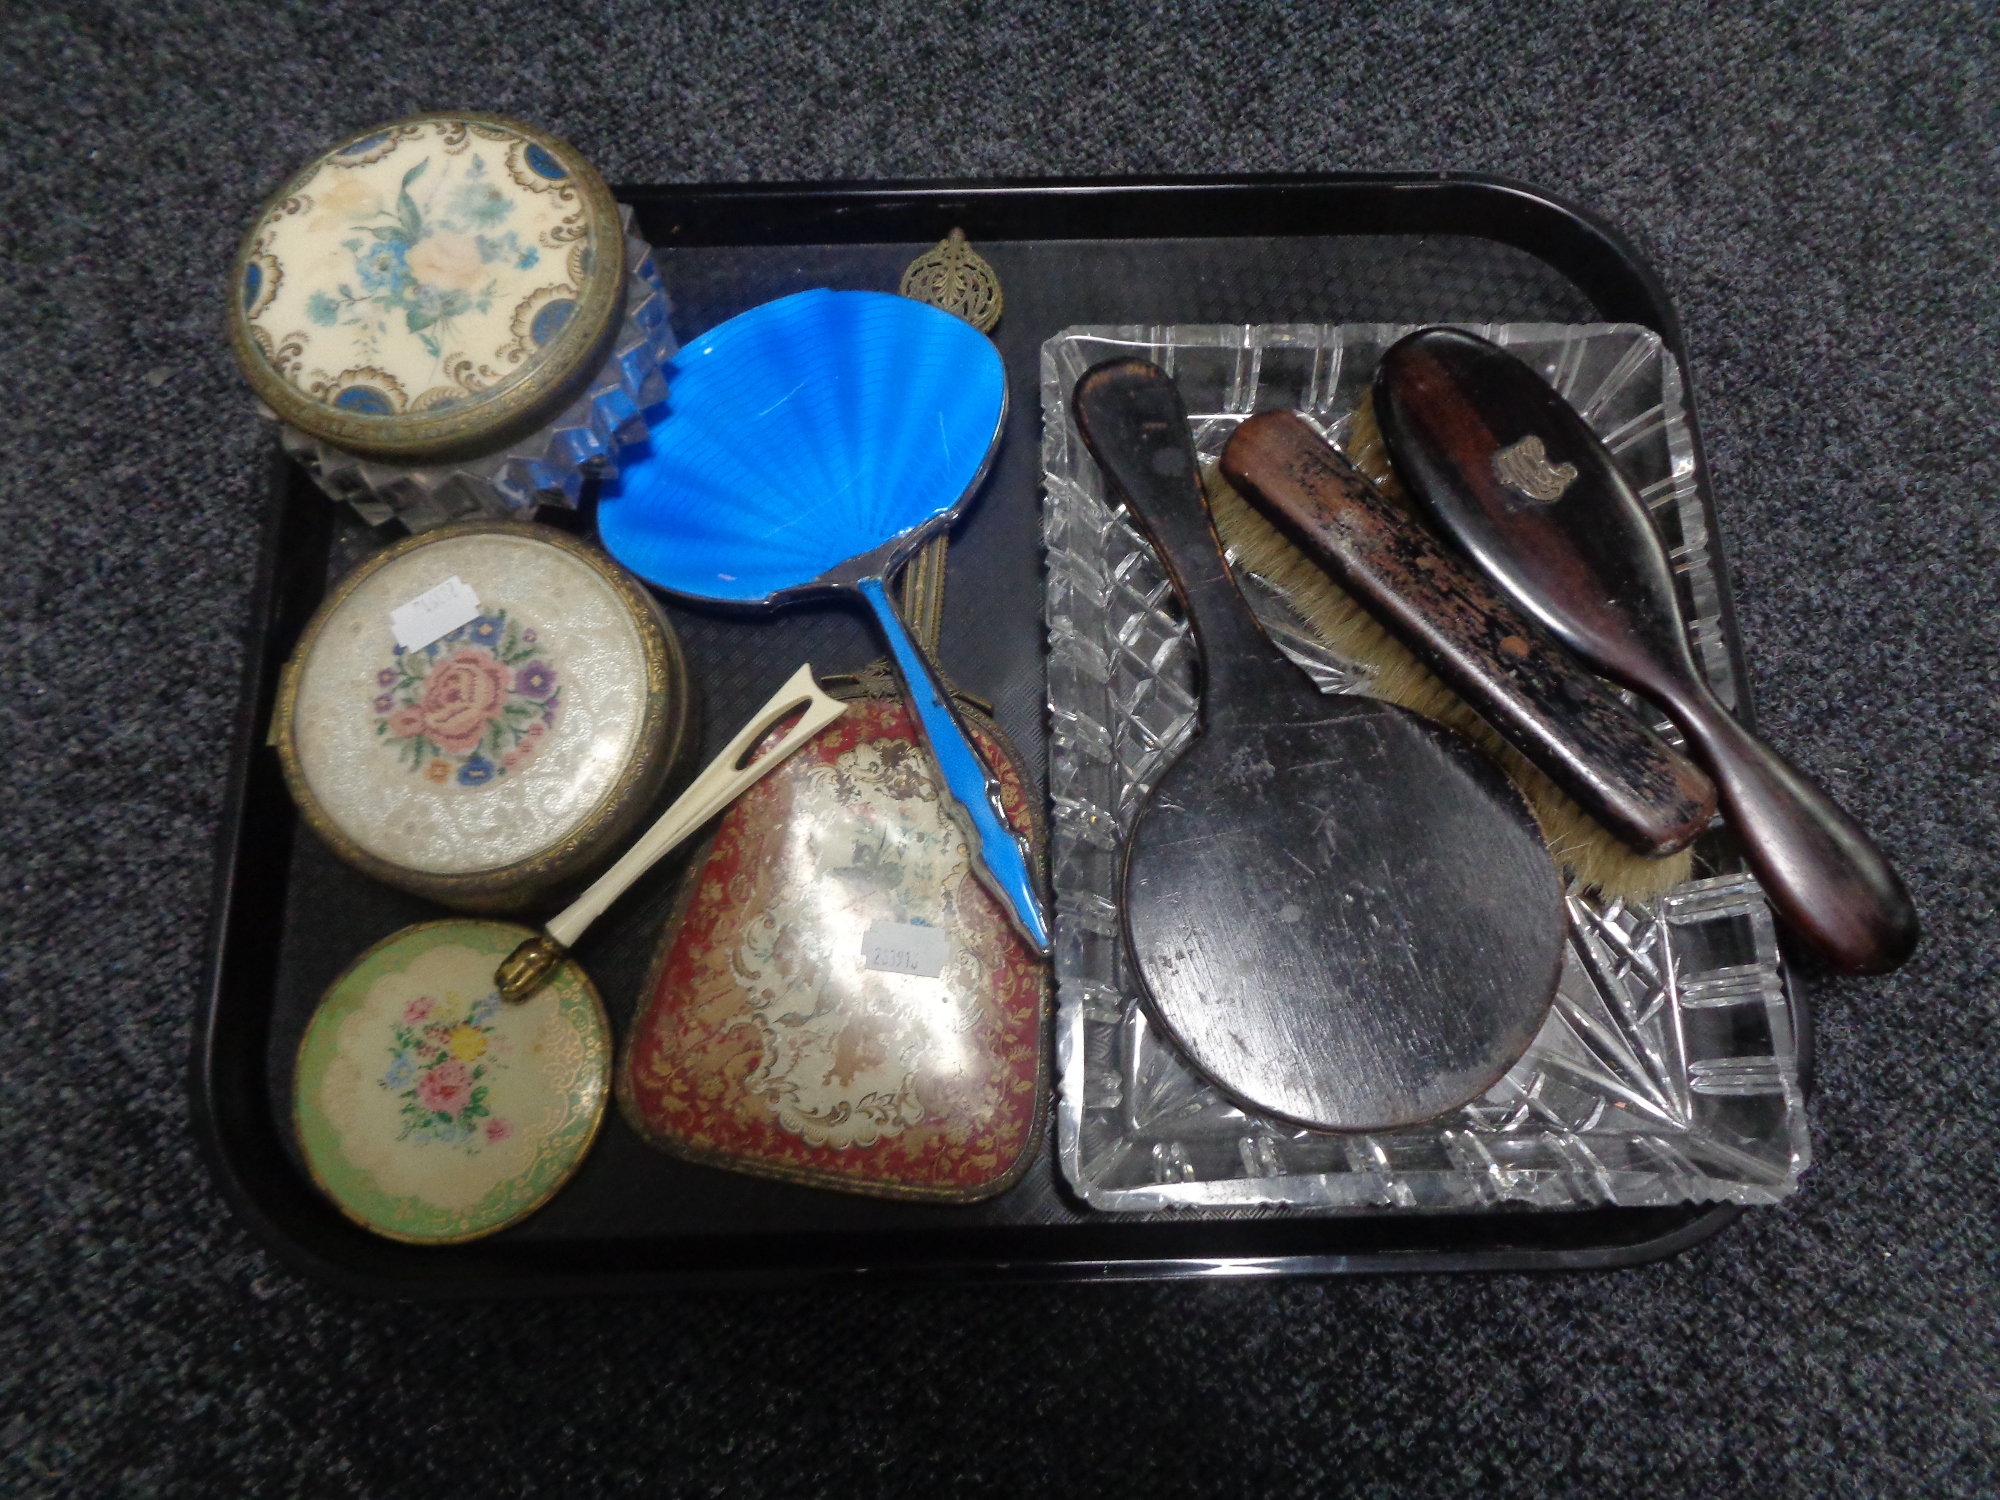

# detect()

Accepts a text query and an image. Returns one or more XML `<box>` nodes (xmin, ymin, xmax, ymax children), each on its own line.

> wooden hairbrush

<box><xmin>1376</xmin><ymin>326</ymin><xmax>1918</xmax><ymax>975</ymax></box>
<box><xmin>1220</xmin><ymin>409</ymin><xmax>1717</xmax><ymax>860</ymax></box>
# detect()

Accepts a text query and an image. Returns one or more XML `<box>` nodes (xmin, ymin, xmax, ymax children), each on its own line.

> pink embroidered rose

<box><xmin>402</xmin><ymin>996</ymin><xmax>434</xmax><ymax>1025</ymax></box>
<box><xmin>483</xmin><ymin>1118</ymin><xmax>513</xmax><ymax>1144</ymax></box>
<box><xmin>387</xmin><ymin>706</ymin><xmax>425</xmax><ymax>740</ymax></box>
<box><xmin>411</xmin><ymin>648</ymin><xmax>510</xmax><ymax>754</ymax></box>
<box><xmin>415</xmin><ymin>1058</ymin><xmax>472</xmax><ymax>1116</ymax></box>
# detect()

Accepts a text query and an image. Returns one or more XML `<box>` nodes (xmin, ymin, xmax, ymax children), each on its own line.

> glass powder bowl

<box><xmin>272</xmin><ymin>521</ymin><xmax>697</xmax><ymax>911</ymax></box>
<box><xmin>227</xmin><ymin>112</ymin><xmax>676</xmax><ymax>529</ymax></box>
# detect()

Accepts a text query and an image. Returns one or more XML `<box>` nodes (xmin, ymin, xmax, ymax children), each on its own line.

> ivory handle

<box><xmin>545</xmin><ymin>663</ymin><xmax>846</xmax><ymax>949</ymax></box>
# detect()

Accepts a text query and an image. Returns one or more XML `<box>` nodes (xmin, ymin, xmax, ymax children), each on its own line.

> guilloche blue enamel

<box><xmin>601</xmin><ymin>290</ymin><xmax>1006</xmax><ymax>601</ymax></box>
<box><xmin>598</xmin><ymin>290</ymin><xmax>1047</xmax><ymax>950</ymax></box>
<box><xmin>853</xmin><ymin>574</ymin><xmax>1047</xmax><ymax>950</ymax></box>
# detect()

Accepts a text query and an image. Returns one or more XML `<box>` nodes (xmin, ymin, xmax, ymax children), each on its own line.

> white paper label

<box><xmin>390</xmin><ymin>576</ymin><xmax>482</xmax><ymax>653</ymax></box>
<box><xmin>862</xmin><ymin>921</ymin><xmax>951</xmax><ymax>979</ymax></box>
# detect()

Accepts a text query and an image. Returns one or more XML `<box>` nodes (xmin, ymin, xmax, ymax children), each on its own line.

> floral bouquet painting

<box><xmin>374</xmin><ymin>608</ymin><xmax>559</xmax><ymax>788</ymax></box>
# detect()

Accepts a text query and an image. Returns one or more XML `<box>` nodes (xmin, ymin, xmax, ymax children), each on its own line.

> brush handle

<box><xmin>856</xmin><ymin>576</ymin><xmax>1049</xmax><ymax>952</ymax></box>
<box><xmin>1221</xmin><ymin>410</ymin><xmax>1717</xmax><ymax>858</ymax></box>
<box><xmin>1071</xmin><ymin>382</ymin><xmax>1314</xmax><ymax>731</ymax></box>
<box><xmin>1663</xmin><ymin>677</ymin><xmax>1918</xmax><ymax>975</ymax></box>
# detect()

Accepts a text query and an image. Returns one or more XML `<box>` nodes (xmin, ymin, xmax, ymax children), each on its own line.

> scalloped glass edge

<box><xmin>1041</xmin><ymin>322</ymin><xmax>1809</xmax><ymax>1214</ymax></box>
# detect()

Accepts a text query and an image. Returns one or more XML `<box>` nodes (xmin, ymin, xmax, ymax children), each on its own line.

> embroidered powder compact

<box><xmin>273</xmin><ymin>520</ymin><xmax>696</xmax><ymax>911</ymax></box>
<box><xmin>227</xmin><ymin>111</ymin><xmax>675</xmax><ymax>530</ymax></box>
<box><xmin>294</xmin><ymin>671</ymin><xmax>846</xmax><ymax>1247</ymax></box>
<box><xmin>293</xmin><ymin>920</ymin><xmax>610</xmax><ymax>1243</ymax></box>
<box><xmin>617</xmin><ymin>668</ymin><xmax>1048</xmax><ymax>1203</ymax></box>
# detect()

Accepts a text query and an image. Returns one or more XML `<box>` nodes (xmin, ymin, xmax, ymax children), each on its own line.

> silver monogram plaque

<box><xmin>1493</xmin><ymin>434</ymin><xmax>1579</xmax><ymax>501</ymax></box>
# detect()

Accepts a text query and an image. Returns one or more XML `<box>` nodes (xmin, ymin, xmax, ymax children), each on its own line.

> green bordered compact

<box><xmin>294</xmin><ymin>920</ymin><xmax>610</xmax><ymax>1244</ymax></box>
<box><xmin>228</xmin><ymin>113</ymin><xmax>676</xmax><ymax>529</ymax></box>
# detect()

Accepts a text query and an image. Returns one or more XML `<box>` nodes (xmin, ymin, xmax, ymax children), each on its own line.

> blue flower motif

<box><xmin>355</xmin><ymin>239</ymin><xmax>409</xmax><ymax>294</ymax></box>
<box><xmin>470</xmin><ymin>994</ymin><xmax>500</xmax><ymax>1026</ymax></box>
<box><xmin>457</xmin><ymin>754</ymin><xmax>497</xmax><ymax>787</ymax></box>
<box><xmin>382</xmin><ymin>1054</ymin><xmax>415</xmax><ymax>1091</ymax></box>
<box><xmin>407</xmin><ymin>282</ymin><xmax>470</xmax><ymax>331</ymax></box>
<box><xmin>453</xmin><ymin>182</ymin><xmax>513</xmax><ymax>228</ymax></box>
<box><xmin>474</xmin><ymin>230</ymin><xmax>537</xmax><ymax>272</ymax></box>
<box><xmin>465</xmin><ymin>615</ymin><xmax>505</xmax><ymax>648</ymax></box>
<box><xmin>420</xmin><ymin>1117</ymin><xmax>475</xmax><ymax>1146</ymax></box>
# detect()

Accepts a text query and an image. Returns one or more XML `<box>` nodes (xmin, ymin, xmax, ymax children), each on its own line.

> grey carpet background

<box><xmin>3</xmin><ymin>2</ymin><xmax>1996</xmax><ymax>1494</ymax></box>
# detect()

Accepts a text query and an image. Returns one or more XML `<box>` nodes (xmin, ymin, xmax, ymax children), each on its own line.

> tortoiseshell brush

<box><xmin>1374</xmin><ymin>326</ymin><xmax>1917</xmax><ymax>974</ymax></box>
<box><xmin>1207</xmin><ymin>395</ymin><xmax>1711</xmax><ymax>901</ymax></box>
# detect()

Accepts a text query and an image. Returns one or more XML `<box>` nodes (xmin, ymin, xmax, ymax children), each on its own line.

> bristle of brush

<box><xmin>1206</xmin><ymin>399</ymin><xmax>1692</xmax><ymax>902</ymax></box>
<box><xmin>1343</xmin><ymin>393</ymin><xmax>1400</xmax><ymax>502</ymax></box>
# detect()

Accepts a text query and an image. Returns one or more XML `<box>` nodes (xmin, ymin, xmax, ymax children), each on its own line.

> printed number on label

<box><xmin>390</xmin><ymin>576</ymin><xmax>482</xmax><ymax>653</ymax></box>
<box><xmin>862</xmin><ymin>921</ymin><xmax>950</xmax><ymax>979</ymax></box>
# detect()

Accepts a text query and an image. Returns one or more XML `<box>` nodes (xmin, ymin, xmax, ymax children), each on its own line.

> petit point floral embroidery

<box><xmin>372</xmin><ymin>608</ymin><xmax>559</xmax><ymax>788</ymax></box>
<box><xmin>381</xmin><ymin>990</ymin><xmax>512</xmax><ymax>1149</ymax></box>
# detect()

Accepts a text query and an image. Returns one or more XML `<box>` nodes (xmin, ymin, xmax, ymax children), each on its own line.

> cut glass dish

<box><xmin>1041</xmin><ymin>322</ymin><xmax>1810</xmax><ymax>1212</ymax></box>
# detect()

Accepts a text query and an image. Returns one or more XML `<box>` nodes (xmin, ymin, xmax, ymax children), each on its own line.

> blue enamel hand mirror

<box><xmin>598</xmin><ymin>289</ymin><xmax>1047</xmax><ymax>950</ymax></box>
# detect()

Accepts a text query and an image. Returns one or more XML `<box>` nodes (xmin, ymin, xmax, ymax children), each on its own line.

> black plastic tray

<box><xmin>194</xmin><ymin>172</ymin><xmax>1791</xmax><ymax>1295</ymax></box>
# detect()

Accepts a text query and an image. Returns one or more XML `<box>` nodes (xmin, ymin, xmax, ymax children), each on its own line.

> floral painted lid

<box><xmin>228</xmin><ymin>114</ymin><xmax>626</xmax><ymax>463</ymax></box>
<box><xmin>294</xmin><ymin>920</ymin><xmax>610</xmax><ymax>1243</ymax></box>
